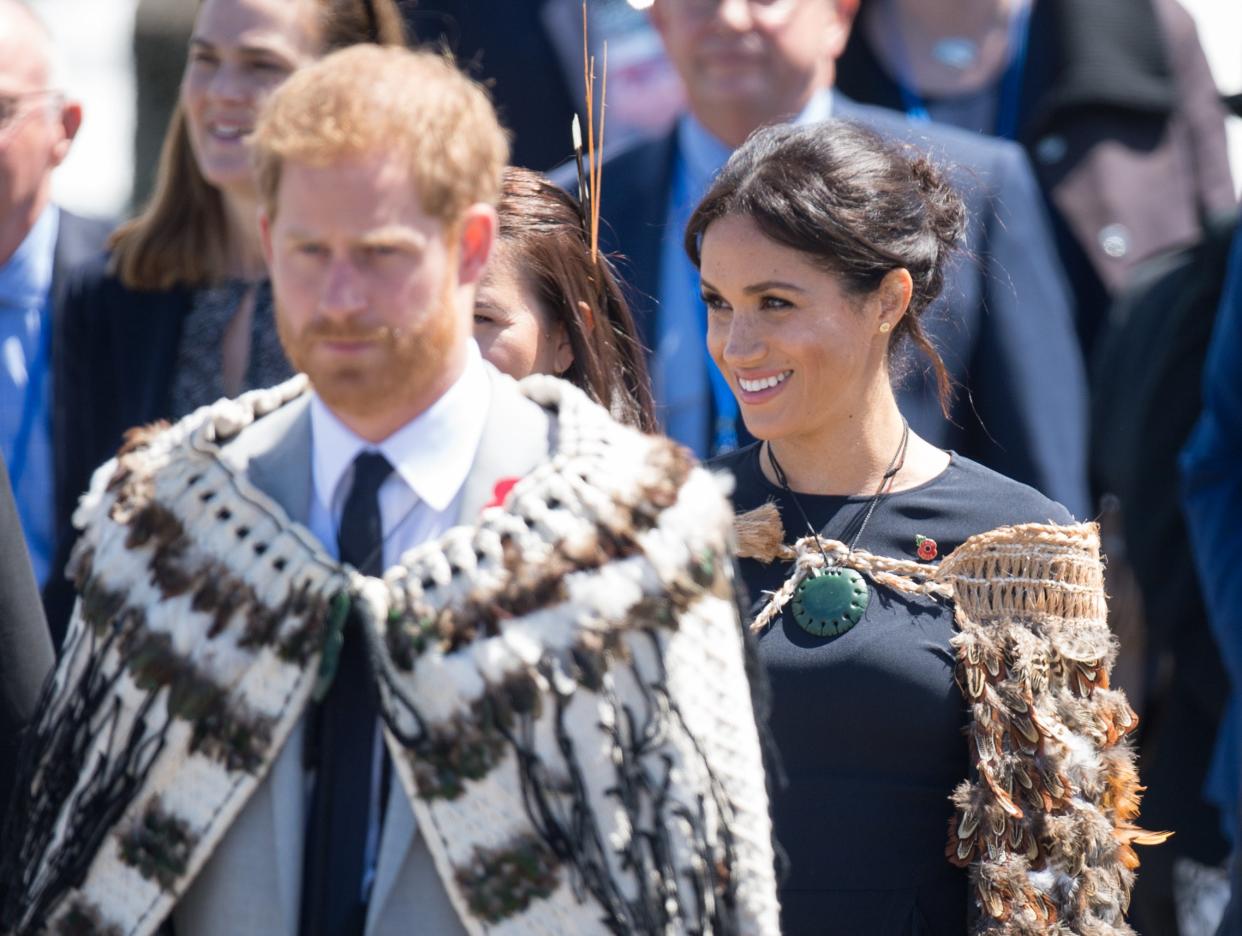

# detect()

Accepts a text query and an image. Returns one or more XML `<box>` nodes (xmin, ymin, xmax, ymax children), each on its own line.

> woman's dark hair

<box><xmin>496</xmin><ymin>166</ymin><xmax>657</xmax><ymax>432</ymax></box>
<box><xmin>322</xmin><ymin>0</ymin><xmax>406</xmax><ymax>48</ymax></box>
<box><xmin>684</xmin><ymin>119</ymin><xmax>966</xmax><ymax>415</ymax></box>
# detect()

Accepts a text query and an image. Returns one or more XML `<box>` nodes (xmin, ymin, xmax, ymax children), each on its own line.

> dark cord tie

<box><xmin>300</xmin><ymin>451</ymin><xmax>393</xmax><ymax>936</ymax></box>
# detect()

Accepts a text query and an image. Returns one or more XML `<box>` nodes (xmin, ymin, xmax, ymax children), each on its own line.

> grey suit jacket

<box><xmin>173</xmin><ymin>367</ymin><xmax>553</xmax><ymax>936</ymax></box>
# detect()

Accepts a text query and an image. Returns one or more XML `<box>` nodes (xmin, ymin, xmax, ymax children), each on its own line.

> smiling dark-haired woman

<box><xmin>693</xmin><ymin>119</ymin><xmax>1165</xmax><ymax>934</ymax></box>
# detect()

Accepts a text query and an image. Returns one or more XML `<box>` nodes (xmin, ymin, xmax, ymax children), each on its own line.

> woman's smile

<box><xmin>736</xmin><ymin>368</ymin><xmax>794</xmax><ymax>402</ymax></box>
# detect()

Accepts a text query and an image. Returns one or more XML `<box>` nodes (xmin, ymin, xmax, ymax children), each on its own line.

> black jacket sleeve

<box><xmin>0</xmin><ymin>454</ymin><xmax>54</xmax><ymax>817</ymax></box>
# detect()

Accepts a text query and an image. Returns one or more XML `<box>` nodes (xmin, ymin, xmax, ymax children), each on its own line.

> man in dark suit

<box><xmin>836</xmin><ymin>0</ymin><xmax>1236</xmax><ymax>355</ymax></box>
<box><xmin>590</xmin><ymin>0</ymin><xmax>1089</xmax><ymax>517</ymax></box>
<box><xmin>0</xmin><ymin>0</ymin><xmax>108</xmax><ymax>600</ymax></box>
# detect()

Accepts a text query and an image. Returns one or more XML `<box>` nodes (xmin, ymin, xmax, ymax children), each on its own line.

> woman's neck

<box><xmin>220</xmin><ymin>188</ymin><xmax>267</xmax><ymax>282</ymax></box>
<box><xmin>866</xmin><ymin>0</ymin><xmax>1023</xmax><ymax>98</ymax></box>
<box><xmin>758</xmin><ymin>383</ymin><xmax>910</xmax><ymax>495</ymax></box>
<box><xmin>756</xmin><ymin>368</ymin><xmax>954</xmax><ymax>495</ymax></box>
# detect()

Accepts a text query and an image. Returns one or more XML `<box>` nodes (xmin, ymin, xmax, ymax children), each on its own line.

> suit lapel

<box><xmin>364</xmin><ymin>768</ymin><xmax>418</xmax><ymax>936</ymax></box>
<box><xmin>48</xmin><ymin>212</ymin><xmax>110</xmax><ymax>552</ymax></box>
<box><xmin>599</xmin><ymin>133</ymin><xmax>677</xmax><ymax>354</ymax></box>
<box><xmin>456</xmin><ymin>369</ymin><xmax>553</xmax><ymax>522</ymax></box>
<box><xmin>230</xmin><ymin>394</ymin><xmax>314</xmax><ymax>526</ymax></box>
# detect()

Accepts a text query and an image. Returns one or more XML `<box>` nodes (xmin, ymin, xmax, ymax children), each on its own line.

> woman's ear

<box><xmin>553</xmin><ymin>300</ymin><xmax>597</xmax><ymax>374</ymax></box>
<box><xmin>552</xmin><ymin>322</ymin><xmax>575</xmax><ymax>375</ymax></box>
<box><xmin>876</xmin><ymin>268</ymin><xmax>914</xmax><ymax>331</ymax></box>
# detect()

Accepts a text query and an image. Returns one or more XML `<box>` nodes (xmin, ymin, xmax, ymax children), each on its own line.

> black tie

<box><xmin>300</xmin><ymin>451</ymin><xmax>393</xmax><ymax>936</ymax></box>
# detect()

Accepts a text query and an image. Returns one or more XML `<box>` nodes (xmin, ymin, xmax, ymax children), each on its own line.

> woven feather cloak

<box><xmin>0</xmin><ymin>375</ymin><xmax>781</xmax><ymax>936</ymax></box>
<box><xmin>739</xmin><ymin>511</ymin><xmax>1167</xmax><ymax>935</ymax></box>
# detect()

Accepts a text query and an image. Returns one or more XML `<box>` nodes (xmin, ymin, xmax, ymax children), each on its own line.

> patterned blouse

<box><xmin>168</xmin><ymin>278</ymin><xmax>292</xmax><ymax>420</ymax></box>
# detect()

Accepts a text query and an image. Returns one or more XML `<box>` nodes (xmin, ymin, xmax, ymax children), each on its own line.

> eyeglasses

<box><xmin>0</xmin><ymin>90</ymin><xmax>63</xmax><ymax>137</ymax></box>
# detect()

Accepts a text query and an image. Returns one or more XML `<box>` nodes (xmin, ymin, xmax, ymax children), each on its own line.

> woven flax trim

<box><xmin>746</xmin><ymin>518</ymin><xmax>1105</xmax><ymax>634</ymax></box>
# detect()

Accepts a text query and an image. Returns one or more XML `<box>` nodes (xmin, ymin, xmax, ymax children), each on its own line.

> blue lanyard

<box><xmin>891</xmin><ymin>0</ymin><xmax>1032</xmax><ymax>141</ymax></box>
<box><xmin>703</xmin><ymin>303</ymin><xmax>739</xmax><ymax>455</ymax></box>
<box><xmin>672</xmin><ymin>158</ymin><xmax>740</xmax><ymax>456</ymax></box>
<box><xmin>6</xmin><ymin>304</ymin><xmax>50</xmax><ymax>493</ymax></box>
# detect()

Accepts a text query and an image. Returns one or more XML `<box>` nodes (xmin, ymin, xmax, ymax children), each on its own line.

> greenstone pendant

<box><xmin>791</xmin><ymin>567</ymin><xmax>869</xmax><ymax>638</ymax></box>
<box><xmin>312</xmin><ymin>591</ymin><xmax>351</xmax><ymax>702</ymax></box>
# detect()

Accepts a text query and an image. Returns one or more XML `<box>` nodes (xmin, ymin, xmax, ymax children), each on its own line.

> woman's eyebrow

<box><xmin>743</xmin><ymin>280</ymin><xmax>805</xmax><ymax>294</ymax></box>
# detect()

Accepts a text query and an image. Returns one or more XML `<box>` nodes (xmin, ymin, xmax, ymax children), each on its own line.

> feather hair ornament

<box><xmin>575</xmin><ymin>0</ymin><xmax>607</xmax><ymax>264</ymax></box>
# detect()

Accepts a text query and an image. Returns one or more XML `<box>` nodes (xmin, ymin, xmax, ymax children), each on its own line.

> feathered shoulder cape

<box><xmin>738</xmin><ymin>508</ymin><xmax>1168</xmax><ymax>935</ymax></box>
<box><xmin>1</xmin><ymin>375</ymin><xmax>780</xmax><ymax>936</ymax></box>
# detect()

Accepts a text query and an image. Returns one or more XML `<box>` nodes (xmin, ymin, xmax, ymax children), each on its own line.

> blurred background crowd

<box><xmin>4</xmin><ymin>1</ymin><xmax>1242</xmax><ymax>933</ymax></box>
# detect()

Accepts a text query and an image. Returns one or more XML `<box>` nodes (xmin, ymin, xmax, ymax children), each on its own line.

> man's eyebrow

<box><xmin>280</xmin><ymin>228</ymin><xmax>428</xmax><ymax>247</ymax></box>
<box><xmin>357</xmin><ymin>228</ymin><xmax>426</xmax><ymax>248</ymax></box>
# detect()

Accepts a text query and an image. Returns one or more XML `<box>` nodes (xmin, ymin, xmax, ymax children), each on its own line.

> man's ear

<box><xmin>49</xmin><ymin>100</ymin><xmax>81</xmax><ymax>168</ymax></box>
<box><xmin>834</xmin><ymin>0</ymin><xmax>860</xmax><ymax>27</ymax></box>
<box><xmin>456</xmin><ymin>203</ymin><xmax>498</xmax><ymax>286</ymax></box>
<box><xmin>828</xmin><ymin>0</ymin><xmax>859</xmax><ymax>58</ymax></box>
<box><xmin>648</xmin><ymin>0</ymin><xmax>667</xmax><ymax>37</ymax></box>
<box><xmin>576</xmin><ymin>299</ymin><xmax>595</xmax><ymax>335</ymax></box>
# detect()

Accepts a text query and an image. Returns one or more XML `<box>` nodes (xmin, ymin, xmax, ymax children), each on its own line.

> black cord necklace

<box><xmin>765</xmin><ymin>418</ymin><xmax>910</xmax><ymax>638</ymax></box>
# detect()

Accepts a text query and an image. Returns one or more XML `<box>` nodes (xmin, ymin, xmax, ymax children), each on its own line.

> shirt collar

<box><xmin>310</xmin><ymin>339</ymin><xmax>492</xmax><ymax>515</ymax></box>
<box><xmin>676</xmin><ymin>88</ymin><xmax>836</xmax><ymax>189</ymax></box>
<box><xmin>0</xmin><ymin>204</ymin><xmax>59</xmax><ymax>309</ymax></box>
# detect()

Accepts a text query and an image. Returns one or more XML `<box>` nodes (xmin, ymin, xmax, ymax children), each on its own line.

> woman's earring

<box><xmin>879</xmin><ymin>322</ymin><xmax>892</xmax><ymax>334</ymax></box>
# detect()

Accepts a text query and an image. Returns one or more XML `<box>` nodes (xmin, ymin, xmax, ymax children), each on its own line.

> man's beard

<box><xmin>275</xmin><ymin>278</ymin><xmax>462</xmax><ymax>426</ymax></box>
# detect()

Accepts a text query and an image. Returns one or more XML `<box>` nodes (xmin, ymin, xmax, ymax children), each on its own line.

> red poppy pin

<box><xmin>483</xmin><ymin>477</ymin><xmax>520</xmax><ymax>512</ymax></box>
<box><xmin>915</xmin><ymin>534</ymin><xmax>938</xmax><ymax>561</ymax></box>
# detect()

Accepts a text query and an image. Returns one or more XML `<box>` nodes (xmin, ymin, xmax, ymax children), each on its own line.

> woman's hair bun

<box><xmin>909</xmin><ymin>155</ymin><xmax>968</xmax><ymax>250</ymax></box>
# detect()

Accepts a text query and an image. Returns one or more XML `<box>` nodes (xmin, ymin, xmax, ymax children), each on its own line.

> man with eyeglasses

<box><xmin>0</xmin><ymin>0</ymin><xmax>108</xmax><ymax>593</ymax></box>
<box><xmin>0</xmin><ymin>0</ymin><xmax>104</xmax><ymax>865</ymax></box>
<box><xmin>584</xmin><ymin>0</ymin><xmax>1091</xmax><ymax>521</ymax></box>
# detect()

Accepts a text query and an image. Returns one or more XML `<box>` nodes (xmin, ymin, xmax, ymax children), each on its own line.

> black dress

<box><xmin>709</xmin><ymin>444</ymin><xmax>1073</xmax><ymax>935</ymax></box>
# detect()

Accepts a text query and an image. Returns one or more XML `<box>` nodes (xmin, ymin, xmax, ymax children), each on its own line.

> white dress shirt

<box><xmin>307</xmin><ymin>340</ymin><xmax>491</xmax><ymax>569</ymax></box>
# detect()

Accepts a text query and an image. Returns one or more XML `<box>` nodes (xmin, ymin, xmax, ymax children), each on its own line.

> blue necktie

<box><xmin>300</xmin><ymin>451</ymin><xmax>392</xmax><ymax>936</ymax></box>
